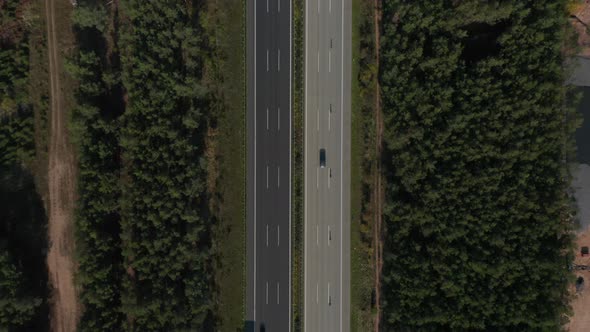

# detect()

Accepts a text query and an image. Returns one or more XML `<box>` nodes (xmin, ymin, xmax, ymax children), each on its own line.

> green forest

<box><xmin>1</xmin><ymin>0</ymin><xmax>241</xmax><ymax>329</ymax></box>
<box><xmin>380</xmin><ymin>0</ymin><xmax>580</xmax><ymax>330</ymax></box>
<box><xmin>2</xmin><ymin>0</ymin><xmax>587</xmax><ymax>330</ymax></box>
<box><xmin>0</xmin><ymin>1</ymin><xmax>49</xmax><ymax>330</ymax></box>
<box><xmin>69</xmin><ymin>0</ymin><xmax>214</xmax><ymax>330</ymax></box>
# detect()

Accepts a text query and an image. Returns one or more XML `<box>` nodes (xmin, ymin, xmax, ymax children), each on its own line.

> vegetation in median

<box><xmin>292</xmin><ymin>0</ymin><xmax>305</xmax><ymax>330</ymax></box>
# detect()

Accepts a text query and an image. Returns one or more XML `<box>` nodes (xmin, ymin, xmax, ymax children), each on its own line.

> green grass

<box><xmin>204</xmin><ymin>0</ymin><xmax>246</xmax><ymax>330</ymax></box>
<box><xmin>291</xmin><ymin>0</ymin><xmax>305</xmax><ymax>330</ymax></box>
<box><xmin>350</xmin><ymin>0</ymin><xmax>376</xmax><ymax>330</ymax></box>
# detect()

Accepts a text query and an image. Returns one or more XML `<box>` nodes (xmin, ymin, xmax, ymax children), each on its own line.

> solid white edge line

<box><xmin>340</xmin><ymin>0</ymin><xmax>344</xmax><ymax>329</ymax></box>
<box><xmin>254</xmin><ymin>0</ymin><xmax>257</xmax><ymax>322</ymax></box>
<box><xmin>289</xmin><ymin>0</ymin><xmax>292</xmax><ymax>329</ymax></box>
<box><xmin>303</xmin><ymin>0</ymin><xmax>308</xmax><ymax>329</ymax></box>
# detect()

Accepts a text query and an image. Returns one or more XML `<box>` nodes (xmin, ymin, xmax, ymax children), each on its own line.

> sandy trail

<box><xmin>44</xmin><ymin>0</ymin><xmax>79</xmax><ymax>331</ymax></box>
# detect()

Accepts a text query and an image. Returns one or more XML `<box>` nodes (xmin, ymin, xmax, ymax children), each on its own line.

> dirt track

<box><xmin>44</xmin><ymin>0</ymin><xmax>79</xmax><ymax>330</ymax></box>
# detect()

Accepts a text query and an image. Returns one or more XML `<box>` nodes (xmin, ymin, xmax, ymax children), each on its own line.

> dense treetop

<box><xmin>380</xmin><ymin>1</ymin><xmax>577</xmax><ymax>330</ymax></box>
<box><xmin>69</xmin><ymin>0</ymin><xmax>213</xmax><ymax>330</ymax></box>
<box><xmin>0</xmin><ymin>2</ymin><xmax>48</xmax><ymax>330</ymax></box>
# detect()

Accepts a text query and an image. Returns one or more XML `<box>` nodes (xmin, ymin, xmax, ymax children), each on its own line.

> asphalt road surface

<box><xmin>304</xmin><ymin>0</ymin><xmax>351</xmax><ymax>331</ymax></box>
<box><xmin>246</xmin><ymin>0</ymin><xmax>292</xmax><ymax>331</ymax></box>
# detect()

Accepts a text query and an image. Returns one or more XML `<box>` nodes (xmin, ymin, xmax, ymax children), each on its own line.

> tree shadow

<box><xmin>0</xmin><ymin>163</ymin><xmax>49</xmax><ymax>331</ymax></box>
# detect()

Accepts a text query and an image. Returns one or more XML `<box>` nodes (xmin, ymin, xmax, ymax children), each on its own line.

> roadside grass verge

<box><xmin>203</xmin><ymin>0</ymin><xmax>246</xmax><ymax>330</ymax></box>
<box><xmin>350</xmin><ymin>0</ymin><xmax>377</xmax><ymax>330</ymax></box>
<box><xmin>292</xmin><ymin>0</ymin><xmax>305</xmax><ymax>330</ymax></box>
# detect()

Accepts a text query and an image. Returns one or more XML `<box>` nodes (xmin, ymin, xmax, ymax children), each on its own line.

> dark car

<box><xmin>320</xmin><ymin>148</ymin><xmax>326</xmax><ymax>168</ymax></box>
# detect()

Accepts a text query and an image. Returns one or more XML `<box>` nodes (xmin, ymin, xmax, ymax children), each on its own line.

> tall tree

<box><xmin>380</xmin><ymin>1</ymin><xmax>577</xmax><ymax>330</ymax></box>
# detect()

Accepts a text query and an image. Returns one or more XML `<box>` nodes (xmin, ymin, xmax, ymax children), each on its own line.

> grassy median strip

<box><xmin>292</xmin><ymin>0</ymin><xmax>305</xmax><ymax>330</ymax></box>
<box><xmin>203</xmin><ymin>0</ymin><xmax>247</xmax><ymax>330</ymax></box>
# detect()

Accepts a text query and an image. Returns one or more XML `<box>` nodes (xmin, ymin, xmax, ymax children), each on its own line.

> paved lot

<box><xmin>246</xmin><ymin>0</ymin><xmax>292</xmax><ymax>331</ymax></box>
<box><xmin>304</xmin><ymin>0</ymin><xmax>351</xmax><ymax>330</ymax></box>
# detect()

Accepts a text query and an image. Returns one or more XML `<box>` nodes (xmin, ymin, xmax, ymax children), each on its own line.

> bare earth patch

<box><xmin>44</xmin><ymin>0</ymin><xmax>79</xmax><ymax>330</ymax></box>
<box><xmin>567</xmin><ymin>229</ymin><xmax>590</xmax><ymax>332</ymax></box>
<box><xmin>570</xmin><ymin>1</ymin><xmax>590</xmax><ymax>57</ymax></box>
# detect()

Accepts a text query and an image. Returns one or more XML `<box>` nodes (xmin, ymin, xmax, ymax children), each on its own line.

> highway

<box><xmin>246</xmin><ymin>0</ymin><xmax>292</xmax><ymax>331</ymax></box>
<box><xmin>304</xmin><ymin>0</ymin><xmax>351</xmax><ymax>331</ymax></box>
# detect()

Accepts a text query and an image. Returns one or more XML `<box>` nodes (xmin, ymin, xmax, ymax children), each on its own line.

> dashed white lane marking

<box><xmin>328</xmin><ymin>225</ymin><xmax>331</xmax><ymax>246</ymax></box>
<box><xmin>277</xmin><ymin>282</ymin><xmax>280</xmax><ymax>304</ymax></box>
<box><xmin>317</xmin><ymin>51</ymin><xmax>320</xmax><ymax>73</ymax></box>
<box><xmin>329</xmin><ymin>50</ymin><xmax>331</xmax><ymax>73</ymax></box>
<box><xmin>278</xmin><ymin>49</ymin><xmax>281</xmax><ymax>72</ymax></box>
<box><xmin>277</xmin><ymin>225</ymin><xmax>280</xmax><ymax>247</ymax></box>
<box><xmin>267</xmin><ymin>0</ymin><xmax>269</xmax><ymax>13</ymax></box>
<box><xmin>266</xmin><ymin>224</ymin><xmax>269</xmax><ymax>247</ymax></box>
<box><xmin>316</xmin><ymin>224</ymin><xmax>319</xmax><ymax>246</ymax></box>
<box><xmin>278</xmin><ymin>0</ymin><xmax>281</xmax><ymax>12</ymax></box>
<box><xmin>266</xmin><ymin>107</ymin><xmax>269</xmax><ymax>130</ymax></box>
<box><xmin>329</xmin><ymin>0</ymin><xmax>331</xmax><ymax>13</ymax></box>
<box><xmin>317</xmin><ymin>107</ymin><xmax>320</xmax><ymax>131</ymax></box>
<box><xmin>266</xmin><ymin>165</ymin><xmax>269</xmax><ymax>189</ymax></box>
<box><xmin>316</xmin><ymin>283</ymin><xmax>319</xmax><ymax>303</ymax></box>
<box><xmin>316</xmin><ymin>167</ymin><xmax>319</xmax><ymax>189</ymax></box>
<box><xmin>328</xmin><ymin>106</ymin><xmax>331</xmax><ymax>131</ymax></box>
<box><xmin>318</xmin><ymin>0</ymin><xmax>320</xmax><ymax>13</ymax></box>
<box><xmin>266</xmin><ymin>282</ymin><xmax>269</xmax><ymax>305</ymax></box>
<box><xmin>267</xmin><ymin>49</ymin><xmax>269</xmax><ymax>71</ymax></box>
<box><xmin>278</xmin><ymin>107</ymin><xmax>281</xmax><ymax>131</ymax></box>
<box><xmin>277</xmin><ymin>166</ymin><xmax>280</xmax><ymax>188</ymax></box>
